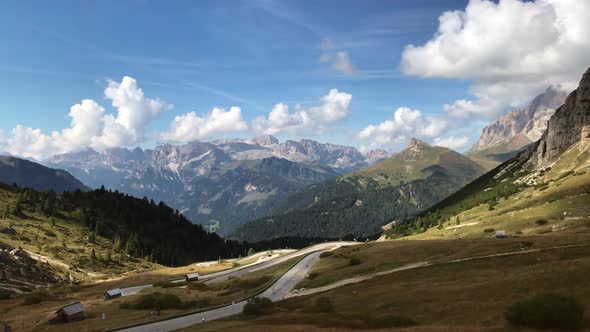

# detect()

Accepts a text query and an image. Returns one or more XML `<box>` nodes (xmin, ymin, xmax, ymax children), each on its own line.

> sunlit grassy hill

<box><xmin>386</xmin><ymin>140</ymin><xmax>590</xmax><ymax>240</ymax></box>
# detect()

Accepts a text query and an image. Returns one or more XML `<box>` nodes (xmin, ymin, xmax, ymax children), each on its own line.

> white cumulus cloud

<box><xmin>0</xmin><ymin>76</ymin><xmax>169</xmax><ymax>160</ymax></box>
<box><xmin>400</xmin><ymin>0</ymin><xmax>590</xmax><ymax>120</ymax></box>
<box><xmin>433</xmin><ymin>135</ymin><xmax>470</xmax><ymax>151</ymax></box>
<box><xmin>358</xmin><ymin>107</ymin><xmax>448</xmax><ymax>150</ymax></box>
<box><xmin>160</xmin><ymin>107</ymin><xmax>248</xmax><ymax>142</ymax></box>
<box><xmin>252</xmin><ymin>89</ymin><xmax>352</xmax><ymax>135</ymax></box>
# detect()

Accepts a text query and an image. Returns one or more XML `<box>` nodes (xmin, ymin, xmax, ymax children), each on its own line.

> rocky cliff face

<box><xmin>470</xmin><ymin>87</ymin><xmax>568</xmax><ymax>152</ymax></box>
<box><xmin>527</xmin><ymin>68</ymin><xmax>590</xmax><ymax>168</ymax></box>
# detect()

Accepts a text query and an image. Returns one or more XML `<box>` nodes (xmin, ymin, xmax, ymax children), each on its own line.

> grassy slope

<box><xmin>0</xmin><ymin>248</ymin><xmax>294</xmax><ymax>331</ymax></box>
<box><xmin>183</xmin><ymin>235</ymin><xmax>590</xmax><ymax>331</ymax></box>
<box><xmin>0</xmin><ymin>184</ymin><xmax>152</xmax><ymax>280</ymax></box>
<box><xmin>0</xmin><ymin>254</ymin><xmax>298</xmax><ymax>331</ymax></box>
<box><xmin>347</xmin><ymin>143</ymin><xmax>484</xmax><ymax>187</ymax></box>
<box><xmin>405</xmin><ymin>141</ymin><xmax>590</xmax><ymax>240</ymax></box>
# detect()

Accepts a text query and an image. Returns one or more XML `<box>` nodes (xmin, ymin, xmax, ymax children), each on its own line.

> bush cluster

<box><xmin>535</xmin><ymin>219</ymin><xmax>548</xmax><ymax>225</ymax></box>
<box><xmin>504</xmin><ymin>294</ymin><xmax>584</xmax><ymax>330</ymax></box>
<box><xmin>243</xmin><ymin>297</ymin><xmax>273</xmax><ymax>316</ymax></box>
<box><xmin>349</xmin><ymin>257</ymin><xmax>362</xmax><ymax>266</ymax></box>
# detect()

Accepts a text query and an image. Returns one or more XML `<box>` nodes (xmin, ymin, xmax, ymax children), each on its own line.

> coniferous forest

<box><xmin>7</xmin><ymin>184</ymin><xmax>329</xmax><ymax>266</ymax></box>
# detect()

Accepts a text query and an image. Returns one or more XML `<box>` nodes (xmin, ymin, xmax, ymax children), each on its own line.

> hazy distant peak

<box><xmin>249</xmin><ymin>135</ymin><xmax>279</xmax><ymax>146</ymax></box>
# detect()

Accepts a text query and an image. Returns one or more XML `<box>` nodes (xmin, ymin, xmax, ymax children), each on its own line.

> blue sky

<box><xmin>1</xmin><ymin>0</ymin><xmax>588</xmax><ymax>159</ymax></box>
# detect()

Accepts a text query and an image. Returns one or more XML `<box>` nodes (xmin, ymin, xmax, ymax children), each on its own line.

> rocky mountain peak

<box><xmin>470</xmin><ymin>87</ymin><xmax>568</xmax><ymax>153</ymax></box>
<box><xmin>408</xmin><ymin>138</ymin><xmax>428</xmax><ymax>148</ymax></box>
<box><xmin>527</xmin><ymin>67</ymin><xmax>590</xmax><ymax>168</ymax></box>
<box><xmin>249</xmin><ymin>135</ymin><xmax>279</xmax><ymax>146</ymax></box>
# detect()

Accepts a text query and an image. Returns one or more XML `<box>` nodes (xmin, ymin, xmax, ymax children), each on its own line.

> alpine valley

<box><xmin>43</xmin><ymin>136</ymin><xmax>391</xmax><ymax>234</ymax></box>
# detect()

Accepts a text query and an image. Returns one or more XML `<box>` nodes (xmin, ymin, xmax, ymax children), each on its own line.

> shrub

<box><xmin>349</xmin><ymin>258</ymin><xmax>362</xmax><ymax>266</ymax></box>
<box><xmin>44</xmin><ymin>230</ymin><xmax>56</xmax><ymax>237</ymax></box>
<box><xmin>484</xmin><ymin>228</ymin><xmax>495</xmax><ymax>233</ymax></box>
<box><xmin>504</xmin><ymin>294</ymin><xmax>584</xmax><ymax>330</ymax></box>
<box><xmin>243</xmin><ymin>297</ymin><xmax>273</xmax><ymax>316</ymax></box>
<box><xmin>320</xmin><ymin>251</ymin><xmax>333</xmax><ymax>258</ymax></box>
<box><xmin>536</xmin><ymin>219</ymin><xmax>548</xmax><ymax>225</ymax></box>
<box><xmin>315</xmin><ymin>297</ymin><xmax>334</xmax><ymax>313</ymax></box>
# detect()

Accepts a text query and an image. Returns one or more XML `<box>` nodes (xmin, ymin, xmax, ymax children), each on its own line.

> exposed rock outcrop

<box><xmin>470</xmin><ymin>87</ymin><xmax>567</xmax><ymax>152</ymax></box>
<box><xmin>527</xmin><ymin>68</ymin><xmax>590</xmax><ymax>168</ymax></box>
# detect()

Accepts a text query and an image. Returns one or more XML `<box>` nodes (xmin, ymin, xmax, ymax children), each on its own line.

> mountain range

<box><xmin>232</xmin><ymin>138</ymin><xmax>486</xmax><ymax>241</ymax></box>
<box><xmin>44</xmin><ymin>136</ymin><xmax>390</xmax><ymax>234</ymax></box>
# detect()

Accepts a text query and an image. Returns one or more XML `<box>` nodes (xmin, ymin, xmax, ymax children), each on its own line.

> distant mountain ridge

<box><xmin>467</xmin><ymin>87</ymin><xmax>568</xmax><ymax>169</ymax></box>
<box><xmin>44</xmin><ymin>136</ymin><xmax>387</xmax><ymax>234</ymax></box>
<box><xmin>232</xmin><ymin>139</ymin><xmax>485</xmax><ymax>242</ymax></box>
<box><xmin>0</xmin><ymin>155</ymin><xmax>88</xmax><ymax>192</ymax></box>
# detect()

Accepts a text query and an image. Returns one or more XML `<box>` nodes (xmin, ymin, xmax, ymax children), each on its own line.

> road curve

<box><xmin>120</xmin><ymin>241</ymin><xmax>353</xmax><ymax>296</ymax></box>
<box><xmin>117</xmin><ymin>251</ymin><xmax>324</xmax><ymax>332</ymax></box>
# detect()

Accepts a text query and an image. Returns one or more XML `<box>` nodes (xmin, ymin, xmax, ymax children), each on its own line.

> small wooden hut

<box><xmin>49</xmin><ymin>302</ymin><xmax>84</xmax><ymax>323</ymax></box>
<box><xmin>104</xmin><ymin>288</ymin><xmax>122</xmax><ymax>300</ymax></box>
<box><xmin>185</xmin><ymin>273</ymin><xmax>200</xmax><ymax>282</ymax></box>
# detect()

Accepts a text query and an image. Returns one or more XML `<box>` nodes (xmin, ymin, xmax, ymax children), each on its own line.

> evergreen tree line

<box><xmin>7</xmin><ymin>184</ymin><xmax>330</xmax><ymax>266</ymax></box>
<box><xmin>232</xmin><ymin>173</ymin><xmax>463</xmax><ymax>242</ymax></box>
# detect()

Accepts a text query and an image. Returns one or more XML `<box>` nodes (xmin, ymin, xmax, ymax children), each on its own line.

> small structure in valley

<box><xmin>49</xmin><ymin>302</ymin><xmax>85</xmax><ymax>323</ymax></box>
<box><xmin>185</xmin><ymin>273</ymin><xmax>200</xmax><ymax>282</ymax></box>
<box><xmin>496</xmin><ymin>230</ymin><xmax>507</xmax><ymax>238</ymax></box>
<box><xmin>104</xmin><ymin>288</ymin><xmax>122</xmax><ymax>300</ymax></box>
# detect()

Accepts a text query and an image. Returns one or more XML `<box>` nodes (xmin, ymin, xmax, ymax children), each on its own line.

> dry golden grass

<box><xmin>185</xmin><ymin>237</ymin><xmax>590</xmax><ymax>331</ymax></box>
<box><xmin>0</xmin><ymin>255</ymin><xmax>300</xmax><ymax>331</ymax></box>
<box><xmin>298</xmin><ymin>232</ymin><xmax>590</xmax><ymax>289</ymax></box>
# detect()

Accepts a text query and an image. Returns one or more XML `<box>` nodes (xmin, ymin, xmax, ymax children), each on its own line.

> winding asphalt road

<box><xmin>117</xmin><ymin>250</ymin><xmax>325</xmax><ymax>332</ymax></box>
<box><xmin>120</xmin><ymin>242</ymin><xmax>352</xmax><ymax>296</ymax></box>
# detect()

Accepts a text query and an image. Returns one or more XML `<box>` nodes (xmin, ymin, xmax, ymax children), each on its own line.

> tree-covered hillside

<box><xmin>0</xmin><ymin>156</ymin><xmax>88</xmax><ymax>192</ymax></box>
<box><xmin>232</xmin><ymin>139</ymin><xmax>486</xmax><ymax>242</ymax></box>
<box><xmin>0</xmin><ymin>183</ymin><xmax>244</xmax><ymax>267</ymax></box>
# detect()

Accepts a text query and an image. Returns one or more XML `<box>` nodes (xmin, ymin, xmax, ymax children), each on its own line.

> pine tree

<box><xmin>90</xmin><ymin>248</ymin><xmax>97</xmax><ymax>261</ymax></box>
<box><xmin>113</xmin><ymin>233</ymin><xmax>123</xmax><ymax>252</ymax></box>
<box><xmin>14</xmin><ymin>193</ymin><xmax>23</xmax><ymax>215</ymax></box>
<box><xmin>125</xmin><ymin>234</ymin><xmax>138</xmax><ymax>256</ymax></box>
<box><xmin>42</xmin><ymin>193</ymin><xmax>56</xmax><ymax>216</ymax></box>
